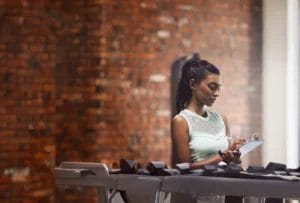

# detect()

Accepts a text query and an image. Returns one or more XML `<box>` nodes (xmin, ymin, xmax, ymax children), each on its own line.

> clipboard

<box><xmin>239</xmin><ymin>140</ymin><xmax>263</xmax><ymax>158</ymax></box>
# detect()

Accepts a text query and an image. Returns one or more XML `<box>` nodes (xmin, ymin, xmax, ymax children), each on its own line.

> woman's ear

<box><xmin>189</xmin><ymin>79</ymin><xmax>197</xmax><ymax>90</ymax></box>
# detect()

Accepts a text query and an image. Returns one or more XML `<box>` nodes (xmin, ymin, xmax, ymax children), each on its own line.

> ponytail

<box><xmin>176</xmin><ymin>59</ymin><xmax>194</xmax><ymax>113</ymax></box>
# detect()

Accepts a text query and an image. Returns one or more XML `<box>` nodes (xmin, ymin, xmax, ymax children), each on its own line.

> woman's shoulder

<box><xmin>172</xmin><ymin>112</ymin><xmax>190</xmax><ymax>127</ymax></box>
<box><xmin>207</xmin><ymin>109</ymin><xmax>225</xmax><ymax>120</ymax></box>
<box><xmin>171</xmin><ymin>114</ymin><xmax>189</xmax><ymax>135</ymax></box>
<box><xmin>172</xmin><ymin>113</ymin><xmax>187</xmax><ymax>123</ymax></box>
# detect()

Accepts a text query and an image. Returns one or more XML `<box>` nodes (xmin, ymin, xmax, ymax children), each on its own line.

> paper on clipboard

<box><xmin>239</xmin><ymin>140</ymin><xmax>263</xmax><ymax>158</ymax></box>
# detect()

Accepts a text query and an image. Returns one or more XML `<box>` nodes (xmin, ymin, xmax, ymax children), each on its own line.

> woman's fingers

<box><xmin>231</xmin><ymin>137</ymin><xmax>246</xmax><ymax>150</ymax></box>
<box><xmin>234</xmin><ymin>137</ymin><xmax>246</xmax><ymax>145</ymax></box>
<box><xmin>221</xmin><ymin>150</ymin><xmax>234</xmax><ymax>164</ymax></box>
<box><xmin>221</xmin><ymin>150</ymin><xmax>242</xmax><ymax>164</ymax></box>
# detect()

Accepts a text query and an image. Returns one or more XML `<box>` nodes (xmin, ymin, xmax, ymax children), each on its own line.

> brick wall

<box><xmin>0</xmin><ymin>0</ymin><xmax>262</xmax><ymax>202</ymax></box>
<box><xmin>54</xmin><ymin>1</ymin><xmax>103</xmax><ymax>202</ymax></box>
<box><xmin>0</xmin><ymin>1</ymin><xmax>56</xmax><ymax>202</ymax></box>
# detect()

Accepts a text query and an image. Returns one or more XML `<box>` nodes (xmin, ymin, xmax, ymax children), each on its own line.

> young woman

<box><xmin>171</xmin><ymin>57</ymin><xmax>245</xmax><ymax>169</ymax></box>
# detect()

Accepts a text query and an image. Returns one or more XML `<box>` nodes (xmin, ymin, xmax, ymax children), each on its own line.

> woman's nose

<box><xmin>213</xmin><ymin>91</ymin><xmax>219</xmax><ymax>97</ymax></box>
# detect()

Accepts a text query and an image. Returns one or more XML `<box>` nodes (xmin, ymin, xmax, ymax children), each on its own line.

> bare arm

<box><xmin>222</xmin><ymin>114</ymin><xmax>231</xmax><ymax>137</ymax></box>
<box><xmin>171</xmin><ymin>115</ymin><xmax>223</xmax><ymax>169</ymax></box>
<box><xmin>171</xmin><ymin>115</ymin><xmax>190</xmax><ymax>163</ymax></box>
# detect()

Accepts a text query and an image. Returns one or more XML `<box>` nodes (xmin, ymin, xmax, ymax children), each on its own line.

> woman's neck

<box><xmin>187</xmin><ymin>100</ymin><xmax>206</xmax><ymax>116</ymax></box>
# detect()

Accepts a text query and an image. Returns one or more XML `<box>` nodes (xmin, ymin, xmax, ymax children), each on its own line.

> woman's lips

<box><xmin>209</xmin><ymin>98</ymin><xmax>216</xmax><ymax>103</ymax></box>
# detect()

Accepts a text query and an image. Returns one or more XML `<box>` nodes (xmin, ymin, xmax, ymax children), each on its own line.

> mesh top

<box><xmin>179</xmin><ymin>109</ymin><xmax>229</xmax><ymax>162</ymax></box>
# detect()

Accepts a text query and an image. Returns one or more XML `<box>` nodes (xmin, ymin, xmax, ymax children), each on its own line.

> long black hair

<box><xmin>176</xmin><ymin>55</ymin><xmax>220</xmax><ymax>113</ymax></box>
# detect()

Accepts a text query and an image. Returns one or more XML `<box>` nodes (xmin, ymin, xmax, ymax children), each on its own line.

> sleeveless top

<box><xmin>179</xmin><ymin>109</ymin><xmax>229</xmax><ymax>162</ymax></box>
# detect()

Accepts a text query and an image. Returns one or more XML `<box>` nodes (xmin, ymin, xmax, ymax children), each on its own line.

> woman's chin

<box><xmin>206</xmin><ymin>100</ymin><xmax>216</xmax><ymax>106</ymax></box>
<box><xmin>206</xmin><ymin>103</ymin><xmax>213</xmax><ymax>107</ymax></box>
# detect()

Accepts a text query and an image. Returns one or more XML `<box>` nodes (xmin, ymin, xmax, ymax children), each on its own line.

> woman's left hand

<box><xmin>229</xmin><ymin>136</ymin><xmax>246</xmax><ymax>151</ymax></box>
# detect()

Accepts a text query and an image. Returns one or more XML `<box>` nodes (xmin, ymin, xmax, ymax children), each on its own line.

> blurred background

<box><xmin>0</xmin><ymin>0</ymin><xmax>299</xmax><ymax>202</ymax></box>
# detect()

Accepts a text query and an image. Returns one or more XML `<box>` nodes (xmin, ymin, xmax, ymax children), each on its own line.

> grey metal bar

<box><xmin>55</xmin><ymin>162</ymin><xmax>118</xmax><ymax>203</ymax></box>
<box><xmin>55</xmin><ymin>163</ymin><xmax>300</xmax><ymax>202</ymax></box>
<box><xmin>161</xmin><ymin>175</ymin><xmax>300</xmax><ymax>199</ymax></box>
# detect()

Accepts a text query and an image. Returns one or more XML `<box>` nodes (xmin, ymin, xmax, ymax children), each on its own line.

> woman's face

<box><xmin>191</xmin><ymin>74</ymin><xmax>221</xmax><ymax>107</ymax></box>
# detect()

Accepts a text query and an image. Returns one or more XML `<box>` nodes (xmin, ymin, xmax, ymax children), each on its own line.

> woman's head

<box><xmin>176</xmin><ymin>56</ymin><xmax>221</xmax><ymax>113</ymax></box>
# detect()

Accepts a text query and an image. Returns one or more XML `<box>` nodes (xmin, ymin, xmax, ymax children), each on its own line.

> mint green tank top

<box><xmin>179</xmin><ymin>109</ymin><xmax>229</xmax><ymax>162</ymax></box>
